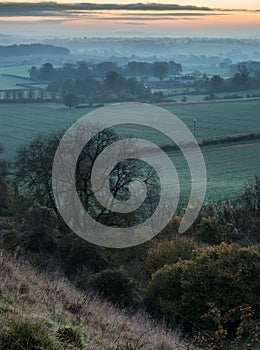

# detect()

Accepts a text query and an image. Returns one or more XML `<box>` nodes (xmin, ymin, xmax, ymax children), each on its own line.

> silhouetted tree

<box><xmin>62</xmin><ymin>93</ymin><xmax>79</xmax><ymax>108</ymax></box>
<box><xmin>39</xmin><ymin>89</ymin><xmax>46</xmax><ymax>100</ymax></box>
<box><xmin>27</xmin><ymin>89</ymin><xmax>35</xmax><ymax>100</ymax></box>
<box><xmin>29</xmin><ymin>66</ymin><xmax>37</xmax><ymax>80</ymax></box>
<box><xmin>17</xmin><ymin>91</ymin><xmax>24</xmax><ymax>100</ymax></box>
<box><xmin>40</xmin><ymin>63</ymin><xmax>56</xmax><ymax>81</ymax></box>
<box><xmin>208</xmin><ymin>75</ymin><xmax>224</xmax><ymax>93</ymax></box>
<box><xmin>4</xmin><ymin>91</ymin><xmax>11</xmax><ymax>100</ymax></box>
<box><xmin>153</xmin><ymin>62</ymin><xmax>169</xmax><ymax>81</ymax></box>
<box><xmin>237</xmin><ymin>63</ymin><xmax>251</xmax><ymax>80</ymax></box>
<box><xmin>104</xmin><ymin>71</ymin><xmax>126</xmax><ymax>92</ymax></box>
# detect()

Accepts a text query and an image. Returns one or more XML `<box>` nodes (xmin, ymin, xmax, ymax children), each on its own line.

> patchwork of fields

<box><xmin>0</xmin><ymin>65</ymin><xmax>46</xmax><ymax>93</ymax></box>
<box><xmin>0</xmin><ymin>100</ymin><xmax>259</xmax><ymax>202</ymax></box>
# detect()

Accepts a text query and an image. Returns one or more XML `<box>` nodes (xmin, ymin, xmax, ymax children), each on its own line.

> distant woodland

<box><xmin>0</xmin><ymin>44</ymin><xmax>70</xmax><ymax>57</ymax></box>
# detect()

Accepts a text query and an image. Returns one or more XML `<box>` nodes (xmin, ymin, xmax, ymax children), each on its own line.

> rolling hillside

<box><xmin>0</xmin><ymin>220</ymin><xmax>186</xmax><ymax>350</ymax></box>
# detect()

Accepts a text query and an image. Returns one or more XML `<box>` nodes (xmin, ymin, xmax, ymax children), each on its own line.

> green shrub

<box><xmin>201</xmin><ymin>177</ymin><xmax>260</xmax><ymax>244</ymax></box>
<box><xmin>62</xmin><ymin>236</ymin><xmax>110</xmax><ymax>277</ymax></box>
<box><xmin>147</xmin><ymin>243</ymin><xmax>260</xmax><ymax>334</ymax></box>
<box><xmin>238</xmin><ymin>176</ymin><xmax>260</xmax><ymax>218</ymax></box>
<box><xmin>154</xmin><ymin>216</ymin><xmax>182</xmax><ymax>240</ymax></box>
<box><xmin>193</xmin><ymin>304</ymin><xmax>260</xmax><ymax>350</ymax></box>
<box><xmin>0</xmin><ymin>317</ymin><xmax>57</xmax><ymax>350</ymax></box>
<box><xmin>12</xmin><ymin>199</ymin><xmax>58</xmax><ymax>254</ymax></box>
<box><xmin>195</xmin><ymin>216</ymin><xmax>220</xmax><ymax>244</ymax></box>
<box><xmin>89</xmin><ymin>268</ymin><xmax>143</xmax><ymax>309</ymax></box>
<box><xmin>146</xmin><ymin>237</ymin><xmax>198</xmax><ymax>274</ymax></box>
<box><xmin>56</xmin><ymin>325</ymin><xmax>82</xmax><ymax>347</ymax></box>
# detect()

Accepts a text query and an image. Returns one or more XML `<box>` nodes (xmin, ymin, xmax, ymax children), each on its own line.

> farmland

<box><xmin>0</xmin><ymin>103</ymin><xmax>84</xmax><ymax>157</ymax></box>
<box><xmin>168</xmin><ymin>141</ymin><xmax>260</xmax><ymax>203</ymax></box>
<box><xmin>0</xmin><ymin>65</ymin><xmax>31</xmax><ymax>90</ymax></box>
<box><xmin>151</xmin><ymin>87</ymin><xmax>260</xmax><ymax>103</ymax></box>
<box><xmin>0</xmin><ymin>100</ymin><xmax>259</xmax><ymax>202</ymax></box>
<box><xmin>0</xmin><ymin>65</ymin><xmax>31</xmax><ymax>77</ymax></box>
<box><xmin>0</xmin><ymin>75</ymin><xmax>30</xmax><ymax>90</ymax></box>
<box><xmin>166</xmin><ymin>101</ymin><xmax>260</xmax><ymax>141</ymax></box>
<box><xmin>0</xmin><ymin>65</ymin><xmax>47</xmax><ymax>93</ymax></box>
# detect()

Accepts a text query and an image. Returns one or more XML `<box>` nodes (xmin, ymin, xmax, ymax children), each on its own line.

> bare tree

<box><xmin>15</xmin><ymin>126</ymin><xmax>158</xmax><ymax>229</ymax></box>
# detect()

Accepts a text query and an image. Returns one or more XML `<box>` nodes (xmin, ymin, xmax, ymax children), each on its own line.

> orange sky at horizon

<box><xmin>0</xmin><ymin>1</ymin><xmax>259</xmax><ymax>37</ymax></box>
<box><xmin>1</xmin><ymin>0</ymin><xmax>259</xmax><ymax>10</ymax></box>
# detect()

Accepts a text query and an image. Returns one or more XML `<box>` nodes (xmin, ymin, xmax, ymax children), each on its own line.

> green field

<box><xmin>0</xmin><ymin>75</ymin><xmax>31</xmax><ymax>90</ymax></box>
<box><xmin>0</xmin><ymin>103</ymin><xmax>85</xmax><ymax>157</ymax></box>
<box><xmin>0</xmin><ymin>100</ymin><xmax>259</xmax><ymax>202</ymax></box>
<box><xmin>117</xmin><ymin>101</ymin><xmax>260</xmax><ymax>144</ymax></box>
<box><xmin>166</xmin><ymin>101</ymin><xmax>260</xmax><ymax>141</ymax></box>
<box><xmin>152</xmin><ymin>88</ymin><xmax>260</xmax><ymax>103</ymax></box>
<box><xmin>0</xmin><ymin>65</ymin><xmax>47</xmax><ymax>91</ymax></box>
<box><xmin>169</xmin><ymin>141</ymin><xmax>260</xmax><ymax>203</ymax></box>
<box><xmin>0</xmin><ymin>65</ymin><xmax>31</xmax><ymax>77</ymax></box>
<box><xmin>0</xmin><ymin>75</ymin><xmax>47</xmax><ymax>92</ymax></box>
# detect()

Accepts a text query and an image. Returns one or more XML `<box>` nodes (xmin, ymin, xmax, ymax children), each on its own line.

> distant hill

<box><xmin>0</xmin><ymin>44</ymin><xmax>70</xmax><ymax>57</ymax></box>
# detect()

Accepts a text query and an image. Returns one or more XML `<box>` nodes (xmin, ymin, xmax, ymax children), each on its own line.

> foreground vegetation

<box><xmin>0</xmin><ymin>129</ymin><xmax>259</xmax><ymax>349</ymax></box>
<box><xmin>0</xmin><ymin>246</ymin><xmax>186</xmax><ymax>350</ymax></box>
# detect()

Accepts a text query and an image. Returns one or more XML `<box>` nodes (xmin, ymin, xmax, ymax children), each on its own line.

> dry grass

<box><xmin>0</xmin><ymin>248</ymin><xmax>190</xmax><ymax>349</ymax></box>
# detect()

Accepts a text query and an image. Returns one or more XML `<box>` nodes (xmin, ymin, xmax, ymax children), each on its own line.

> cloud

<box><xmin>0</xmin><ymin>2</ymin><xmax>247</xmax><ymax>18</ymax></box>
<box><xmin>82</xmin><ymin>13</ymin><xmax>228</xmax><ymax>22</ymax></box>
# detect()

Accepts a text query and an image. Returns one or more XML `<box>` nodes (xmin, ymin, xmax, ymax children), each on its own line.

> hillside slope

<box><xmin>0</xmin><ymin>246</ymin><xmax>187</xmax><ymax>350</ymax></box>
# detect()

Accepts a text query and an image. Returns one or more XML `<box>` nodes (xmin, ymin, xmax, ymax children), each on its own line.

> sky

<box><xmin>0</xmin><ymin>1</ymin><xmax>259</xmax><ymax>38</ymax></box>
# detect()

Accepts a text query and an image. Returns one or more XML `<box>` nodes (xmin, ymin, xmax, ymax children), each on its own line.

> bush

<box><xmin>89</xmin><ymin>268</ymin><xmax>143</xmax><ymax>309</ymax></box>
<box><xmin>56</xmin><ymin>325</ymin><xmax>82</xmax><ymax>347</ymax></box>
<box><xmin>202</xmin><ymin>177</ymin><xmax>260</xmax><ymax>244</ymax></box>
<box><xmin>238</xmin><ymin>176</ymin><xmax>260</xmax><ymax>219</ymax></box>
<box><xmin>195</xmin><ymin>216</ymin><xmax>220</xmax><ymax>244</ymax></box>
<box><xmin>147</xmin><ymin>243</ymin><xmax>260</xmax><ymax>334</ymax></box>
<box><xmin>146</xmin><ymin>237</ymin><xmax>198</xmax><ymax>274</ymax></box>
<box><xmin>193</xmin><ymin>304</ymin><xmax>260</xmax><ymax>350</ymax></box>
<box><xmin>154</xmin><ymin>215</ymin><xmax>182</xmax><ymax>240</ymax></box>
<box><xmin>62</xmin><ymin>235</ymin><xmax>110</xmax><ymax>277</ymax></box>
<box><xmin>20</xmin><ymin>202</ymin><xmax>58</xmax><ymax>254</ymax></box>
<box><xmin>0</xmin><ymin>317</ymin><xmax>57</xmax><ymax>350</ymax></box>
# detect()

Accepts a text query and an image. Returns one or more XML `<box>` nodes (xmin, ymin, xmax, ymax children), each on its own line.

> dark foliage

<box><xmin>89</xmin><ymin>268</ymin><xmax>143</xmax><ymax>310</ymax></box>
<box><xmin>0</xmin><ymin>44</ymin><xmax>69</xmax><ymax>58</ymax></box>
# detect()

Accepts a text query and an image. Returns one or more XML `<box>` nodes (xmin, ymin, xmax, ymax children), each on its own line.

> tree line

<box><xmin>50</xmin><ymin>71</ymin><xmax>165</xmax><ymax>106</ymax></box>
<box><xmin>0</xmin><ymin>44</ymin><xmax>69</xmax><ymax>57</ymax></box>
<box><xmin>203</xmin><ymin>63</ymin><xmax>260</xmax><ymax>93</ymax></box>
<box><xmin>29</xmin><ymin>60</ymin><xmax>182</xmax><ymax>81</ymax></box>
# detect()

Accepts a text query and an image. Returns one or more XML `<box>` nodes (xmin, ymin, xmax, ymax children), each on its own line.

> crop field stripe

<box><xmin>0</xmin><ymin>101</ymin><xmax>259</xmax><ymax>201</ymax></box>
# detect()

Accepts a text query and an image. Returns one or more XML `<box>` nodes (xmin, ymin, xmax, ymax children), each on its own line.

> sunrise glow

<box><xmin>0</xmin><ymin>1</ymin><xmax>259</xmax><ymax>37</ymax></box>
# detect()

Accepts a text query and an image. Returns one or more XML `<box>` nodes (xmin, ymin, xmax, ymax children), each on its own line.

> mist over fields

<box><xmin>1</xmin><ymin>36</ymin><xmax>260</xmax><ymax>72</ymax></box>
